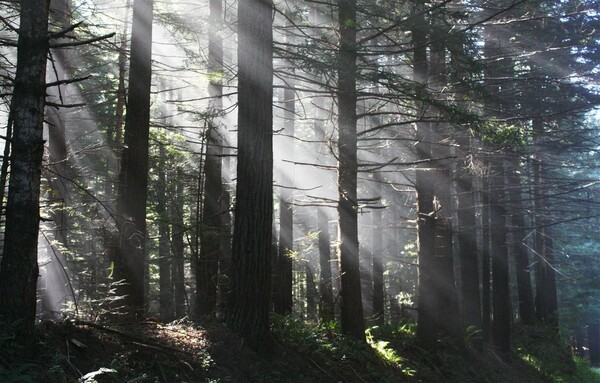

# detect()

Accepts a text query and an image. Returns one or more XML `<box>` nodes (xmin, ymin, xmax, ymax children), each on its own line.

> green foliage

<box><xmin>479</xmin><ymin>121</ymin><xmax>526</xmax><ymax>149</ymax></box>
<box><xmin>512</xmin><ymin>325</ymin><xmax>599</xmax><ymax>383</ymax></box>
<box><xmin>271</xmin><ymin>316</ymin><xmax>418</xmax><ymax>382</ymax></box>
<box><xmin>366</xmin><ymin>326</ymin><xmax>415</xmax><ymax>376</ymax></box>
<box><xmin>0</xmin><ymin>322</ymin><xmax>68</xmax><ymax>383</ymax></box>
<box><xmin>463</xmin><ymin>325</ymin><xmax>484</xmax><ymax>351</ymax></box>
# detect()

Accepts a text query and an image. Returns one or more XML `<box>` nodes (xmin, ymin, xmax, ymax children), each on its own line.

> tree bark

<box><xmin>306</xmin><ymin>262</ymin><xmax>319</xmax><ymax>322</ymax></box>
<box><xmin>275</xmin><ymin>58</ymin><xmax>295</xmax><ymax>315</ymax></box>
<box><xmin>481</xmin><ymin>157</ymin><xmax>492</xmax><ymax>341</ymax></box>
<box><xmin>456</xmin><ymin>133</ymin><xmax>481</xmax><ymax>331</ymax></box>
<box><xmin>532</xmin><ymin>119</ymin><xmax>559</xmax><ymax>327</ymax></box>
<box><xmin>227</xmin><ymin>0</ymin><xmax>273</xmax><ymax>353</ymax></box>
<box><xmin>157</xmin><ymin>145</ymin><xmax>173</xmax><ymax>321</ymax></box>
<box><xmin>490</xmin><ymin>159</ymin><xmax>511</xmax><ymax>358</ymax></box>
<box><xmin>507</xmin><ymin>156</ymin><xmax>535</xmax><ymax>325</ymax></box>
<box><xmin>429</xmin><ymin>31</ymin><xmax>459</xmax><ymax>339</ymax></box>
<box><xmin>172</xmin><ymin>169</ymin><xmax>186</xmax><ymax>318</ymax></box>
<box><xmin>372</xmin><ymin>209</ymin><xmax>384</xmax><ymax>326</ymax></box>
<box><xmin>318</xmin><ymin>208</ymin><xmax>335</xmax><ymax>322</ymax></box>
<box><xmin>413</xmin><ymin>2</ymin><xmax>438</xmax><ymax>347</ymax></box>
<box><xmin>196</xmin><ymin>0</ymin><xmax>225</xmax><ymax>318</ymax></box>
<box><xmin>337</xmin><ymin>0</ymin><xmax>365</xmax><ymax>341</ymax></box>
<box><xmin>115</xmin><ymin>0</ymin><xmax>153</xmax><ymax>316</ymax></box>
<box><xmin>0</xmin><ymin>0</ymin><xmax>49</xmax><ymax>340</ymax></box>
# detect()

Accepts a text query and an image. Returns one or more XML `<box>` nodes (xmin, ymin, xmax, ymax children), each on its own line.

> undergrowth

<box><xmin>271</xmin><ymin>316</ymin><xmax>425</xmax><ymax>382</ymax></box>
<box><xmin>2</xmin><ymin>317</ymin><xmax>600</xmax><ymax>383</ymax></box>
<box><xmin>514</xmin><ymin>324</ymin><xmax>600</xmax><ymax>383</ymax></box>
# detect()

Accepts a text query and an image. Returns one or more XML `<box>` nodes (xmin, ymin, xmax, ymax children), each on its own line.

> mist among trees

<box><xmin>0</xmin><ymin>0</ymin><xmax>599</xmax><ymax>381</ymax></box>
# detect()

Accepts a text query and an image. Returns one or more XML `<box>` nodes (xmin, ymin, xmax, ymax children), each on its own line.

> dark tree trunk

<box><xmin>413</xmin><ymin>2</ymin><xmax>438</xmax><ymax>347</ymax></box>
<box><xmin>115</xmin><ymin>0</ymin><xmax>153</xmax><ymax>315</ymax></box>
<box><xmin>318</xmin><ymin>208</ymin><xmax>334</xmax><ymax>322</ymax></box>
<box><xmin>490</xmin><ymin>159</ymin><xmax>511</xmax><ymax>358</ymax></box>
<box><xmin>197</xmin><ymin>134</ymin><xmax>221</xmax><ymax>316</ymax></box>
<box><xmin>196</xmin><ymin>0</ymin><xmax>225</xmax><ymax>318</ymax></box>
<box><xmin>456</xmin><ymin>133</ymin><xmax>481</xmax><ymax>331</ymax></box>
<box><xmin>275</xmin><ymin>80</ymin><xmax>296</xmax><ymax>315</ymax></box>
<box><xmin>46</xmin><ymin>0</ymin><xmax>73</xmax><ymax>249</ymax></box>
<box><xmin>414</xmin><ymin>2</ymin><xmax>459</xmax><ymax>346</ymax></box>
<box><xmin>507</xmin><ymin>157</ymin><xmax>535</xmax><ymax>325</ymax></box>
<box><xmin>275</xmin><ymin>7</ymin><xmax>296</xmax><ymax>316</ymax></box>
<box><xmin>41</xmin><ymin>0</ymin><xmax>74</xmax><ymax>317</ymax></box>
<box><xmin>535</xmin><ymin>232</ymin><xmax>559</xmax><ymax>326</ymax></box>
<box><xmin>532</xmin><ymin>119</ymin><xmax>559</xmax><ymax>327</ymax></box>
<box><xmin>372</xmin><ymin>209</ymin><xmax>384</xmax><ymax>326</ymax></box>
<box><xmin>361</xmin><ymin>245</ymin><xmax>374</xmax><ymax>320</ymax></box>
<box><xmin>157</xmin><ymin>145</ymin><xmax>173</xmax><ymax>321</ymax></box>
<box><xmin>389</xmin><ymin>205</ymin><xmax>403</xmax><ymax>325</ymax></box>
<box><xmin>306</xmin><ymin>262</ymin><xmax>319</xmax><ymax>322</ymax></box>
<box><xmin>337</xmin><ymin>0</ymin><xmax>365</xmax><ymax>341</ymax></box>
<box><xmin>276</xmin><ymin>190</ymin><xmax>294</xmax><ymax>314</ymax></box>
<box><xmin>218</xmin><ymin>157</ymin><xmax>232</xmax><ymax>316</ymax></box>
<box><xmin>0</xmin><ymin>0</ymin><xmax>49</xmax><ymax>341</ymax></box>
<box><xmin>429</xmin><ymin>33</ymin><xmax>459</xmax><ymax>339</ymax></box>
<box><xmin>481</xmin><ymin>169</ymin><xmax>492</xmax><ymax>341</ymax></box>
<box><xmin>434</xmin><ymin>217</ymin><xmax>459</xmax><ymax>337</ymax></box>
<box><xmin>106</xmin><ymin>0</ymin><xmax>129</xmax><ymax>202</ymax></box>
<box><xmin>172</xmin><ymin>171</ymin><xmax>186</xmax><ymax>318</ymax></box>
<box><xmin>227</xmin><ymin>0</ymin><xmax>273</xmax><ymax>353</ymax></box>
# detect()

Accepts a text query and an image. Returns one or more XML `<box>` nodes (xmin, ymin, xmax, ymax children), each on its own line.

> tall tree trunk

<box><xmin>115</xmin><ymin>0</ymin><xmax>153</xmax><ymax>316</ymax></box>
<box><xmin>172</xmin><ymin>169</ymin><xmax>186</xmax><ymax>318</ymax></box>
<box><xmin>361</xmin><ymin>242</ymin><xmax>374</xmax><ymax>321</ymax></box>
<box><xmin>429</xmin><ymin>29</ymin><xmax>459</xmax><ymax>339</ymax></box>
<box><xmin>157</xmin><ymin>145</ymin><xmax>173</xmax><ymax>321</ymax></box>
<box><xmin>306</xmin><ymin>262</ymin><xmax>319</xmax><ymax>322</ymax></box>
<box><xmin>196</xmin><ymin>0</ymin><xmax>225</xmax><ymax>317</ymax></box>
<box><xmin>456</xmin><ymin>133</ymin><xmax>481</xmax><ymax>331</ymax></box>
<box><xmin>197</xmin><ymin>132</ymin><xmax>220</xmax><ymax>316</ymax></box>
<box><xmin>0</xmin><ymin>0</ymin><xmax>49</xmax><ymax>340</ymax></box>
<box><xmin>337</xmin><ymin>0</ymin><xmax>365</xmax><ymax>341</ymax></box>
<box><xmin>388</xmin><ymin>205</ymin><xmax>403</xmax><ymax>325</ymax></box>
<box><xmin>318</xmin><ymin>208</ymin><xmax>334</xmax><ymax>322</ymax></box>
<box><xmin>46</xmin><ymin>0</ymin><xmax>73</xmax><ymax>248</ymax></box>
<box><xmin>480</xmin><ymin>165</ymin><xmax>492</xmax><ymax>340</ymax></box>
<box><xmin>107</xmin><ymin>0</ymin><xmax>130</xmax><ymax>202</ymax></box>
<box><xmin>532</xmin><ymin>119</ymin><xmax>559</xmax><ymax>327</ymax></box>
<box><xmin>490</xmin><ymin>158</ymin><xmax>511</xmax><ymax>358</ymax></box>
<box><xmin>412</xmin><ymin>1</ymin><xmax>438</xmax><ymax>347</ymax></box>
<box><xmin>227</xmin><ymin>0</ymin><xmax>274</xmax><ymax>353</ymax></box>
<box><xmin>507</xmin><ymin>156</ymin><xmax>535</xmax><ymax>325</ymax></box>
<box><xmin>41</xmin><ymin>0</ymin><xmax>74</xmax><ymax>316</ymax></box>
<box><xmin>309</xmin><ymin>25</ymin><xmax>334</xmax><ymax>322</ymax></box>
<box><xmin>413</xmin><ymin>0</ymin><xmax>459</xmax><ymax>346</ymax></box>
<box><xmin>372</xmin><ymin>209</ymin><xmax>384</xmax><ymax>326</ymax></box>
<box><xmin>447</xmin><ymin>42</ymin><xmax>481</xmax><ymax>334</ymax></box>
<box><xmin>275</xmin><ymin>29</ymin><xmax>295</xmax><ymax>313</ymax></box>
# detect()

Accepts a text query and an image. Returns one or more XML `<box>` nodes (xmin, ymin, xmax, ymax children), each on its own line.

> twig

<box><xmin>49</xmin><ymin>21</ymin><xmax>84</xmax><ymax>39</ymax></box>
<box><xmin>49</xmin><ymin>32</ymin><xmax>116</xmax><ymax>48</ymax></box>
<box><xmin>347</xmin><ymin>364</ymin><xmax>368</xmax><ymax>383</ymax></box>
<box><xmin>46</xmin><ymin>75</ymin><xmax>92</xmax><ymax>88</ymax></box>
<box><xmin>307</xmin><ymin>357</ymin><xmax>335</xmax><ymax>379</ymax></box>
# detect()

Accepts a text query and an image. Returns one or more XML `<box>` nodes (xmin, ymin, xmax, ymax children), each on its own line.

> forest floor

<box><xmin>1</xmin><ymin>316</ymin><xmax>599</xmax><ymax>382</ymax></box>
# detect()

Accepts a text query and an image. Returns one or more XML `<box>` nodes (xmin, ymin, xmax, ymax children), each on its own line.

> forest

<box><xmin>0</xmin><ymin>0</ymin><xmax>599</xmax><ymax>381</ymax></box>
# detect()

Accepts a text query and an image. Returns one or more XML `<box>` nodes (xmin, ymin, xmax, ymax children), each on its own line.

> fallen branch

<box><xmin>73</xmin><ymin>320</ymin><xmax>194</xmax><ymax>356</ymax></box>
